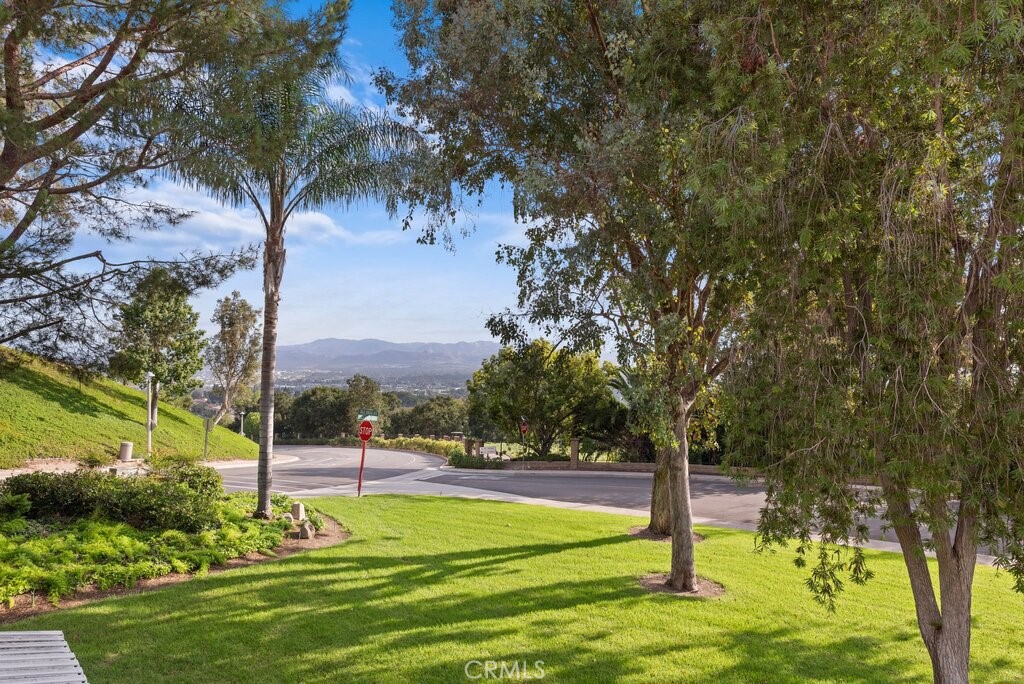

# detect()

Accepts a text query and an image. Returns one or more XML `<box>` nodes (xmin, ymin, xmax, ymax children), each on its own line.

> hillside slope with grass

<box><xmin>0</xmin><ymin>349</ymin><xmax>257</xmax><ymax>468</ymax></box>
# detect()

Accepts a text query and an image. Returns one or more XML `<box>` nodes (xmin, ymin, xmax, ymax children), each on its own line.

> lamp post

<box><xmin>239</xmin><ymin>411</ymin><xmax>247</xmax><ymax>437</ymax></box>
<box><xmin>144</xmin><ymin>371</ymin><xmax>154</xmax><ymax>458</ymax></box>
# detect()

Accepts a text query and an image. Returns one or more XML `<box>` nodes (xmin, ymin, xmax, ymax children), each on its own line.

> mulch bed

<box><xmin>628</xmin><ymin>525</ymin><xmax>704</xmax><ymax>544</ymax></box>
<box><xmin>638</xmin><ymin>572</ymin><xmax>724</xmax><ymax>598</ymax></box>
<box><xmin>0</xmin><ymin>515</ymin><xmax>349</xmax><ymax>624</ymax></box>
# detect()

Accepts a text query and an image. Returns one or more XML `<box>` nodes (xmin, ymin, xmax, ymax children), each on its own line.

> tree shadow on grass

<box><xmin>14</xmin><ymin>525</ymin><xmax>948</xmax><ymax>684</ymax></box>
<box><xmin>706</xmin><ymin>626</ymin><xmax>923</xmax><ymax>683</ymax></box>
<box><xmin>13</xmin><ymin>367</ymin><xmax>133</xmax><ymax>423</ymax></box>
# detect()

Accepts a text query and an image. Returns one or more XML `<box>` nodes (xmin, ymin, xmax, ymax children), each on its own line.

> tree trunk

<box><xmin>256</xmin><ymin>220</ymin><xmax>285</xmax><ymax>519</ymax></box>
<box><xmin>667</xmin><ymin>397</ymin><xmax>697</xmax><ymax>591</ymax></box>
<box><xmin>883</xmin><ymin>479</ymin><xmax>977</xmax><ymax>684</ymax></box>
<box><xmin>648</xmin><ymin>445</ymin><xmax>672</xmax><ymax>535</ymax></box>
<box><xmin>150</xmin><ymin>381</ymin><xmax>160</xmax><ymax>429</ymax></box>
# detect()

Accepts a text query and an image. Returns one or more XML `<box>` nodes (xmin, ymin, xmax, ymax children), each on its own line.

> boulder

<box><xmin>279</xmin><ymin>512</ymin><xmax>294</xmax><ymax>525</ymax></box>
<box><xmin>298</xmin><ymin>520</ymin><xmax>316</xmax><ymax>539</ymax></box>
<box><xmin>291</xmin><ymin>501</ymin><xmax>306</xmax><ymax>521</ymax></box>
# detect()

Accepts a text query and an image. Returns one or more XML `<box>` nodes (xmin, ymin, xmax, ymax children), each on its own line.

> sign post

<box><xmin>356</xmin><ymin>419</ymin><xmax>374</xmax><ymax>497</ymax></box>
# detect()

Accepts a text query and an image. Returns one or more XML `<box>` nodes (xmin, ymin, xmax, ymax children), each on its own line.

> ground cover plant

<box><xmin>0</xmin><ymin>349</ymin><xmax>257</xmax><ymax>468</ymax></box>
<box><xmin>0</xmin><ymin>467</ymin><xmax>320</xmax><ymax>606</ymax></box>
<box><xmin>4</xmin><ymin>496</ymin><xmax>1021</xmax><ymax>683</ymax></box>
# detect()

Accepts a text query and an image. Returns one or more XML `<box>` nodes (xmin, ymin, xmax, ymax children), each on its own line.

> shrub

<box><xmin>0</xmin><ymin>493</ymin><xmax>31</xmax><ymax>520</ymax></box>
<box><xmin>159</xmin><ymin>464</ymin><xmax>223</xmax><ymax>499</ymax></box>
<box><xmin>1</xmin><ymin>468</ymin><xmax>223</xmax><ymax>533</ymax></box>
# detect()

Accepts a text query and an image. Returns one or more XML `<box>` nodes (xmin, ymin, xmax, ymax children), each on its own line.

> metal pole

<box><xmin>146</xmin><ymin>375</ymin><xmax>153</xmax><ymax>458</ymax></box>
<box><xmin>356</xmin><ymin>439</ymin><xmax>367</xmax><ymax>497</ymax></box>
<box><xmin>239</xmin><ymin>412</ymin><xmax>246</xmax><ymax>435</ymax></box>
<box><xmin>203</xmin><ymin>418</ymin><xmax>210</xmax><ymax>461</ymax></box>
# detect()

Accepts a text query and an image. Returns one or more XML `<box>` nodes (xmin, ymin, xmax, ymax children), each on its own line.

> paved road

<box><xmin>422</xmin><ymin>471</ymin><xmax>766</xmax><ymax>529</ymax></box>
<box><xmin>217</xmin><ymin>446</ymin><xmax>989</xmax><ymax>561</ymax></box>
<box><xmin>217</xmin><ymin>445</ymin><xmax>443</xmax><ymax>493</ymax></box>
<box><xmin>217</xmin><ymin>445</ymin><xmax>764</xmax><ymax>529</ymax></box>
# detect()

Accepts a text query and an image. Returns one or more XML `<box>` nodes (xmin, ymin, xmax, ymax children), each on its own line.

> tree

<box><xmin>290</xmin><ymin>386</ymin><xmax>348</xmax><ymax>440</ymax></box>
<box><xmin>0</xmin><ymin>0</ymin><xmax>301</xmax><ymax>362</ymax></box>
<box><xmin>343</xmin><ymin>374</ymin><xmax>388</xmax><ymax>433</ymax></box>
<box><xmin>384</xmin><ymin>1</ymin><xmax>772</xmax><ymax>591</ymax></box>
<box><xmin>206</xmin><ymin>292</ymin><xmax>261</xmax><ymax>425</ymax></box>
<box><xmin>108</xmin><ymin>268</ymin><xmax>205</xmax><ymax>429</ymax></box>
<box><xmin>713</xmin><ymin>3</ymin><xmax>1024</xmax><ymax>681</ymax></box>
<box><xmin>174</xmin><ymin>1</ymin><xmax>420</xmax><ymax>518</ymax></box>
<box><xmin>391</xmin><ymin>396</ymin><xmax>468</xmax><ymax>437</ymax></box>
<box><xmin>467</xmin><ymin>341</ymin><xmax>614</xmax><ymax>460</ymax></box>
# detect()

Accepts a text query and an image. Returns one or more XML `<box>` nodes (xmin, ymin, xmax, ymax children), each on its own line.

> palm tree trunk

<box><xmin>256</xmin><ymin>219</ymin><xmax>286</xmax><ymax>519</ymax></box>
<box><xmin>667</xmin><ymin>396</ymin><xmax>697</xmax><ymax>591</ymax></box>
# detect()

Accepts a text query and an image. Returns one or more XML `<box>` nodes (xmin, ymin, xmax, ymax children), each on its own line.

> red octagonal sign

<box><xmin>358</xmin><ymin>420</ymin><xmax>374</xmax><ymax>442</ymax></box>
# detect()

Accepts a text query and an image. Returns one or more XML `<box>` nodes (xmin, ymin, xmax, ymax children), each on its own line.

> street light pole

<box><xmin>144</xmin><ymin>371</ymin><xmax>154</xmax><ymax>458</ymax></box>
<box><xmin>239</xmin><ymin>411</ymin><xmax>247</xmax><ymax>437</ymax></box>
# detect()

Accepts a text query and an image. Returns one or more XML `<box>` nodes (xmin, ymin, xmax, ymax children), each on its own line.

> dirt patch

<box><xmin>639</xmin><ymin>572</ymin><xmax>724</xmax><ymax>598</ymax></box>
<box><xmin>0</xmin><ymin>459</ymin><xmax>82</xmax><ymax>481</ymax></box>
<box><xmin>0</xmin><ymin>515</ymin><xmax>349</xmax><ymax>624</ymax></box>
<box><xmin>628</xmin><ymin>525</ymin><xmax>704</xmax><ymax>544</ymax></box>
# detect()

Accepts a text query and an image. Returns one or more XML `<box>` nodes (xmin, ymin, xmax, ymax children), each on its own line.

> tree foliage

<box><xmin>702</xmin><ymin>2</ymin><xmax>1024</xmax><ymax>680</ymax></box>
<box><xmin>108</xmin><ymin>268</ymin><xmax>204</xmax><ymax>427</ymax></box>
<box><xmin>467</xmin><ymin>340</ymin><xmax>615</xmax><ymax>460</ymax></box>
<box><xmin>206</xmin><ymin>291</ymin><xmax>261</xmax><ymax>425</ymax></box>
<box><xmin>382</xmin><ymin>0</ymin><xmax>775</xmax><ymax>591</ymax></box>
<box><xmin>390</xmin><ymin>396</ymin><xmax>468</xmax><ymax>437</ymax></box>
<box><xmin>0</xmin><ymin>0</ymin><xmax>306</xmax><ymax>361</ymax></box>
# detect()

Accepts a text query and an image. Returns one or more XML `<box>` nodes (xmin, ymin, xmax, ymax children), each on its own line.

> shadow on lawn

<box><xmin>39</xmin><ymin>528</ymin><xmax>929</xmax><ymax>683</ymax></box>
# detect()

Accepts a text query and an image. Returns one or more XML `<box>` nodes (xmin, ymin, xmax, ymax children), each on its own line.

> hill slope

<box><xmin>0</xmin><ymin>349</ymin><xmax>257</xmax><ymax>468</ymax></box>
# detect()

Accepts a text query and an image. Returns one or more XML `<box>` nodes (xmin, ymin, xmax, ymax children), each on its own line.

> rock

<box><xmin>279</xmin><ymin>512</ymin><xmax>294</xmax><ymax>525</ymax></box>
<box><xmin>298</xmin><ymin>520</ymin><xmax>316</xmax><ymax>539</ymax></box>
<box><xmin>291</xmin><ymin>502</ymin><xmax>306</xmax><ymax>521</ymax></box>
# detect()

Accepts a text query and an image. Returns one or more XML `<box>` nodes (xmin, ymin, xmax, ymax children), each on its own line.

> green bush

<box><xmin>1</xmin><ymin>466</ymin><xmax>224</xmax><ymax>533</ymax></box>
<box><xmin>0</xmin><ymin>493</ymin><xmax>31</xmax><ymax>520</ymax></box>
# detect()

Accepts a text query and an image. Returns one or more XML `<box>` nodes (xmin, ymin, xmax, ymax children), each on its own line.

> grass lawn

<box><xmin>4</xmin><ymin>496</ymin><xmax>1022</xmax><ymax>682</ymax></box>
<box><xmin>0</xmin><ymin>349</ymin><xmax>257</xmax><ymax>467</ymax></box>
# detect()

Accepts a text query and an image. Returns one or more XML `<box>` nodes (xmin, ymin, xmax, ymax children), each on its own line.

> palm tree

<box><xmin>175</xmin><ymin>6</ymin><xmax>419</xmax><ymax>517</ymax></box>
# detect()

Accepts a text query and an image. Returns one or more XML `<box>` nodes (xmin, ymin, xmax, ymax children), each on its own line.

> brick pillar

<box><xmin>570</xmin><ymin>438</ymin><xmax>580</xmax><ymax>470</ymax></box>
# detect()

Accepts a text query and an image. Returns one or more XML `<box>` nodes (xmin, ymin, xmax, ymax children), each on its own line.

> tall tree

<box><xmin>290</xmin><ymin>386</ymin><xmax>348</xmax><ymax>439</ymax></box>
<box><xmin>714</xmin><ymin>2</ymin><xmax>1024</xmax><ymax>681</ymax></box>
<box><xmin>206</xmin><ymin>291</ymin><xmax>261</xmax><ymax>426</ymax></box>
<box><xmin>175</xmin><ymin>1</ymin><xmax>420</xmax><ymax>518</ymax></box>
<box><xmin>467</xmin><ymin>341</ymin><xmax>614</xmax><ymax>460</ymax></box>
<box><xmin>383</xmin><ymin>1</ymin><xmax>772</xmax><ymax>591</ymax></box>
<box><xmin>0</xmin><ymin>0</ymin><xmax>301</xmax><ymax>362</ymax></box>
<box><xmin>108</xmin><ymin>268</ymin><xmax>205</xmax><ymax>428</ymax></box>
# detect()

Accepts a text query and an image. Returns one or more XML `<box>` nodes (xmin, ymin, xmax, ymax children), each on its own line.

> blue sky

<box><xmin>81</xmin><ymin>1</ymin><xmax>522</xmax><ymax>346</ymax></box>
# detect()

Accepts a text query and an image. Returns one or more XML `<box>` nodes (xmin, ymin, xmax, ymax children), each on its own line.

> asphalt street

<box><xmin>217</xmin><ymin>445</ymin><xmax>442</xmax><ymax>493</ymax></box>
<box><xmin>216</xmin><ymin>445</ymin><xmax>985</xmax><ymax>559</ymax></box>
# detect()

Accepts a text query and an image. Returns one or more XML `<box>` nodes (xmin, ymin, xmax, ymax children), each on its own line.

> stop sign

<box><xmin>358</xmin><ymin>420</ymin><xmax>374</xmax><ymax>442</ymax></box>
<box><xmin>519</xmin><ymin>419</ymin><xmax>528</xmax><ymax>435</ymax></box>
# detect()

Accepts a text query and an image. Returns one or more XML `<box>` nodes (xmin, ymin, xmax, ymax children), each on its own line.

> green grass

<box><xmin>0</xmin><ymin>349</ymin><xmax>257</xmax><ymax>468</ymax></box>
<box><xmin>3</xmin><ymin>496</ymin><xmax>1021</xmax><ymax>682</ymax></box>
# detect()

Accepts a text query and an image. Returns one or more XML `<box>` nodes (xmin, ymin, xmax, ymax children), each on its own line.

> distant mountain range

<box><xmin>274</xmin><ymin>338</ymin><xmax>501</xmax><ymax>378</ymax></box>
